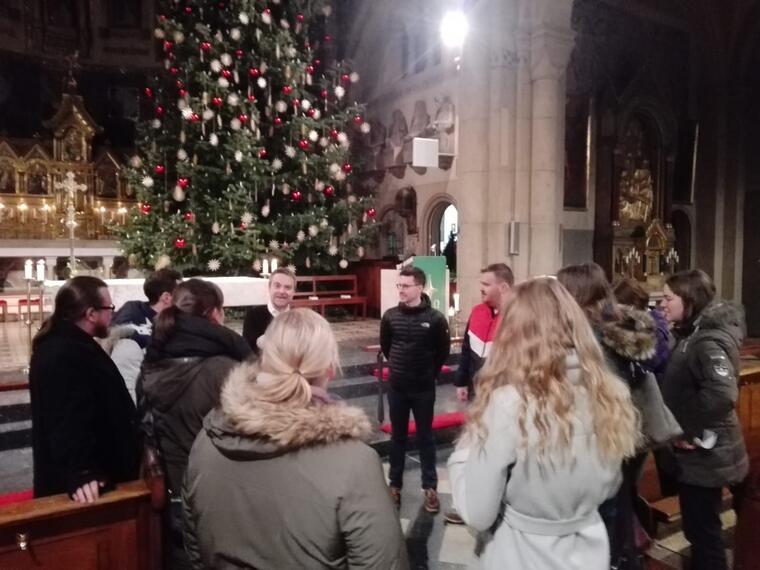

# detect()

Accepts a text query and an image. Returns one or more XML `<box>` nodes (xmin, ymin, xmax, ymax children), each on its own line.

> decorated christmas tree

<box><xmin>119</xmin><ymin>0</ymin><xmax>377</xmax><ymax>275</ymax></box>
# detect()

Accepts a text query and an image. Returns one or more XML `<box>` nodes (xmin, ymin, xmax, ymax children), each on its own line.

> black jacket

<box><xmin>112</xmin><ymin>300</ymin><xmax>157</xmax><ymax>348</ymax></box>
<box><xmin>661</xmin><ymin>302</ymin><xmax>749</xmax><ymax>487</ymax></box>
<box><xmin>241</xmin><ymin>304</ymin><xmax>273</xmax><ymax>354</ymax></box>
<box><xmin>380</xmin><ymin>295</ymin><xmax>451</xmax><ymax>393</ymax></box>
<box><xmin>30</xmin><ymin>320</ymin><xmax>140</xmax><ymax>497</ymax></box>
<box><xmin>138</xmin><ymin>313</ymin><xmax>252</xmax><ymax>492</ymax></box>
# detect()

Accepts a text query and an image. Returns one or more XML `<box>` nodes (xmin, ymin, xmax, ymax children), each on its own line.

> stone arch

<box><xmin>422</xmin><ymin>193</ymin><xmax>458</xmax><ymax>271</ymax></box>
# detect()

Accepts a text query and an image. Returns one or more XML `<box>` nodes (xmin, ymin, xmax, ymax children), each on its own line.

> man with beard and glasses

<box><xmin>30</xmin><ymin>276</ymin><xmax>140</xmax><ymax>502</ymax></box>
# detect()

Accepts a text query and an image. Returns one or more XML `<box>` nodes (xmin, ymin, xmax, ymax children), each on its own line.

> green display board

<box><xmin>411</xmin><ymin>256</ymin><xmax>449</xmax><ymax>314</ymax></box>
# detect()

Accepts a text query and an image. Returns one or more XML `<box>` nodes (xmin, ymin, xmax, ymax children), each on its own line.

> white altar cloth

<box><xmin>43</xmin><ymin>276</ymin><xmax>269</xmax><ymax>311</ymax></box>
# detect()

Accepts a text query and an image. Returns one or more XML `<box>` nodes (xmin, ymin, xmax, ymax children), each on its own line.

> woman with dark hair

<box><xmin>557</xmin><ymin>263</ymin><xmax>657</xmax><ymax>570</ymax></box>
<box><xmin>30</xmin><ymin>276</ymin><xmax>139</xmax><ymax>501</ymax></box>
<box><xmin>661</xmin><ymin>270</ymin><xmax>748</xmax><ymax>570</ymax></box>
<box><xmin>137</xmin><ymin>278</ymin><xmax>252</xmax><ymax>568</ymax></box>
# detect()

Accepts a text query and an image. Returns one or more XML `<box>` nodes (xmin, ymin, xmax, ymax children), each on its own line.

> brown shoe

<box><xmin>424</xmin><ymin>488</ymin><xmax>440</xmax><ymax>514</ymax></box>
<box><xmin>390</xmin><ymin>486</ymin><xmax>401</xmax><ymax>508</ymax></box>
<box><xmin>444</xmin><ymin>509</ymin><xmax>464</xmax><ymax>524</ymax></box>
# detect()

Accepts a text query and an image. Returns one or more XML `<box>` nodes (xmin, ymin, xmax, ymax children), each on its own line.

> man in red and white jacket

<box><xmin>454</xmin><ymin>263</ymin><xmax>514</xmax><ymax>402</ymax></box>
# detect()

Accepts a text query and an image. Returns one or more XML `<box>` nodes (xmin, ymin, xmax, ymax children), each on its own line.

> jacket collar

<box><xmin>217</xmin><ymin>361</ymin><xmax>371</xmax><ymax>452</ymax></box>
<box><xmin>598</xmin><ymin>305</ymin><xmax>656</xmax><ymax>362</ymax></box>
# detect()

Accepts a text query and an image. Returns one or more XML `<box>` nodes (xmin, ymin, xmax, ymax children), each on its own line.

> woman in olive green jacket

<box><xmin>183</xmin><ymin>309</ymin><xmax>408</xmax><ymax>570</ymax></box>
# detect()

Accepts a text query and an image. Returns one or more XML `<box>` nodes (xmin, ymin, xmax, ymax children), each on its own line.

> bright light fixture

<box><xmin>440</xmin><ymin>10</ymin><xmax>468</xmax><ymax>49</ymax></box>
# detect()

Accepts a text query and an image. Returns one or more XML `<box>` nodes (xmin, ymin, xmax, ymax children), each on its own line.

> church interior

<box><xmin>0</xmin><ymin>1</ymin><xmax>758</xmax><ymax>568</ymax></box>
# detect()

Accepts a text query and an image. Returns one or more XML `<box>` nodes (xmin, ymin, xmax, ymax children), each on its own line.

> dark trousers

<box><xmin>678</xmin><ymin>483</ymin><xmax>727</xmax><ymax>570</ymax></box>
<box><xmin>388</xmin><ymin>389</ymin><xmax>437</xmax><ymax>490</ymax></box>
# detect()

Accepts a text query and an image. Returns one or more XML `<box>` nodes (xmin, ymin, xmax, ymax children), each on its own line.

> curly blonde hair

<box><xmin>465</xmin><ymin>277</ymin><xmax>640</xmax><ymax>463</ymax></box>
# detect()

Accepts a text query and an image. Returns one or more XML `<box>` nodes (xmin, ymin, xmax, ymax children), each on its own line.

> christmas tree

<box><xmin>119</xmin><ymin>0</ymin><xmax>377</xmax><ymax>275</ymax></box>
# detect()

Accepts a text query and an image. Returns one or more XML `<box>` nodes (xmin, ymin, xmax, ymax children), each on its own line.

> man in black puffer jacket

<box><xmin>380</xmin><ymin>266</ymin><xmax>450</xmax><ymax>514</ymax></box>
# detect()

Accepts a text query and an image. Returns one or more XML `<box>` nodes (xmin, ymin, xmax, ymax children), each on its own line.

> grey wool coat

<box><xmin>448</xmin><ymin>354</ymin><xmax>625</xmax><ymax>570</ymax></box>
<box><xmin>661</xmin><ymin>302</ymin><xmax>749</xmax><ymax>487</ymax></box>
<box><xmin>182</xmin><ymin>361</ymin><xmax>409</xmax><ymax>570</ymax></box>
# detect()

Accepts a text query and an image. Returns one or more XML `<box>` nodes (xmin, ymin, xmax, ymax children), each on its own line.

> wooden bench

<box><xmin>290</xmin><ymin>275</ymin><xmax>367</xmax><ymax>318</ymax></box>
<box><xmin>0</xmin><ymin>480</ymin><xmax>162</xmax><ymax>569</ymax></box>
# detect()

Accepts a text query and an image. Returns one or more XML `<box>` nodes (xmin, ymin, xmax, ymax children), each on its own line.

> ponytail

<box><xmin>152</xmin><ymin>305</ymin><xmax>182</xmax><ymax>348</ymax></box>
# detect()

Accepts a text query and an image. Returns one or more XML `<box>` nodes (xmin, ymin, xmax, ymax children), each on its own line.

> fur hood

<box><xmin>205</xmin><ymin>361</ymin><xmax>372</xmax><ymax>459</ymax></box>
<box><xmin>598</xmin><ymin>305</ymin><xmax>657</xmax><ymax>363</ymax></box>
<box><xmin>98</xmin><ymin>325</ymin><xmax>138</xmax><ymax>355</ymax></box>
<box><xmin>681</xmin><ymin>301</ymin><xmax>746</xmax><ymax>353</ymax></box>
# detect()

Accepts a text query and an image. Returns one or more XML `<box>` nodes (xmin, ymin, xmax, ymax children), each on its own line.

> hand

<box><xmin>673</xmin><ymin>439</ymin><xmax>697</xmax><ymax>451</ymax></box>
<box><xmin>71</xmin><ymin>480</ymin><xmax>104</xmax><ymax>503</ymax></box>
<box><xmin>456</xmin><ymin>387</ymin><xmax>469</xmax><ymax>402</ymax></box>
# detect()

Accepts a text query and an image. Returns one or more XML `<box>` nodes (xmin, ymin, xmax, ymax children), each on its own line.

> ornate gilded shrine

<box><xmin>611</xmin><ymin>113</ymin><xmax>676</xmax><ymax>290</ymax></box>
<box><xmin>0</xmin><ymin>91</ymin><xmax>135</xmax><ymax>241</ymax></box>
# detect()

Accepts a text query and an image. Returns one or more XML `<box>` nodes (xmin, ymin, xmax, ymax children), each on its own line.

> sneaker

<box><xmin>423</xmin><ymin>488</ymin><xmax>440</xmax><ymax>514</ymax></box>
<box><xmin>443</xmin><ymin>509</ymin><xmax>464</xmax><ymax>524</ymax></box>
<box><xmin>390</xmin><ymin>486</ymin><xmax>401</xmax><ymax>508</ymax></box>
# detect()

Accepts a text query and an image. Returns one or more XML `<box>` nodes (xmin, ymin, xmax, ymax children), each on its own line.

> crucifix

<box><xmin>55</xmin><ymin>171</ymin><xmax>87</xmax><ymax>275</ymax></box>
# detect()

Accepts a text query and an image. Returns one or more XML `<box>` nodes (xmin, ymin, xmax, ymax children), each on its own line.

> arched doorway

<box><xmin>426</xmin><ymin>198</ymin><xmax>458</xmax><ymax>275</ymax></box>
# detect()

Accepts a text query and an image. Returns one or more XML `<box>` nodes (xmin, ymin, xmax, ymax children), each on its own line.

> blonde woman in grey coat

<box><xmin>183</xmin><ymin>309</ymin><xmax>408</xmax><ymax>569</ymax></box>
<box><xmin>448</xmin><ymin>278</ymin><xmax>640</xmax><ymax>569</ymax></box>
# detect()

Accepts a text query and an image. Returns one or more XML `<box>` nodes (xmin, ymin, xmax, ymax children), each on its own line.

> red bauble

<box><xmin>176</xmin><ymin>79</ymin><xmax>184</xmax><ymax>88</ymax></box>
<box><xmin>273</xmin><ymin>116</ymin><xmax>283</xmax><ymax>126</ymax></box>
<box><xmin>184</xmin><ymin>211</ymin><xmax>194</xmax><ymax>221</ymax></box>
<box><xmin>249</xmin><ymin>67</ymin><xmax>260</xmax><ymax>77</ymax></box>
<box><xmin>247</xmin><ymin>94</ymin><xmax>257</xmax><ymax>102</ymax></box>
<box><xmin>367</xmin><ymin>208</ymin><xmax>377</xmax><ymax>218</ymax></box>
<box><xmin>221</xmin><ymin>69</ymin><xmax>232</xmax><ymax>79</ymax></box>
<box><xmin>154</xmin><ymin>164</ymin><xmax>165</xmax><ymax>175</ymax></box>
<box><xmin>329</xmin><ymin>128</ymin><xmax>339</xmax><ymax>139</ymax></box>
<box><xmin>169</xmin><ymin>67</ymin><xmax>179</xmax><ymax>75</ymax></box>
<box><xmin>320</xmin><ymin>89</ymin><xmax>329</xmax><ymax>99</ymax></box>
<box><xmin>191</xmin><ymin>113</ymin><xmax>200</xmax><ymax>122</ymax></box>
<box><xmin>155</xmin><ymin>106</ymin><xmax>165</xmax><ymax>116</ymax></box>
<box><xmin>141</xmin><ymin>203</ymin><xmax>152</xmax><ymax>215</ymax></box>
<box><xmin>163</xmin><ymin>41</ymin><xmax>173</xmax><ymax>52</ymax></box>
<box><xmin>296</xmin><ymin>13</ymin><xmax>305</xmax><ymax>22</ymax></box>
<box><xmin>200</xmin><ymin>42</ymin><xmax>212</xmax><ymax>52</ymax></box>
<box><xmin>353</xmin><ymin>114</ymin><xmax>363</xmax><ymax>125</ymax></box>
<box><xmin>178</xmin><ymin>88</ymin><xmax>188</xmax><ymax>98</ymax></box>
<box><xmin>291</xmin><ymin>191</ymin><xmax>302</xmax><ymax>202</ymax></box>
<box><xmin>264</xmin><ymin>8</ymin><xmax>271</xmax><ymax>16</ymax></box>
<box><xmin>211</xmin><ymin>97</ymin><xmax>223</xmax><ymax>107</ymax></box>
<box><xmin>324</xmin><ymin>34</ymin><xmax>333</xmax><ymax>42</ymax></box>
<box><xmin>177</xmin><ymin>177</ymin><xmax>190</xmax><ymax>188</ymax></box>
<box><xmin>305</xmin><ymin>65</ymin><xmax>315</xmax><ymax>75</ymax></box>
<box><xmin>235</xmin><ymin>49</ymin><xmax>244</xmax><ymax>58</ymax></box>
<box><xmin>324</xmin><ymin>185</ymin><xmax>335</xmax><ymax>197</ymax></box>
<box><xmin>282</xmin><ymin>85</ymin><xmax>293</xmax><ymax>95</ymax></box>
<box><xmin>174</xmin><ymin>237</ymin><xmax>187</xmax><ymax>249</ymax></box>
<box><xmin>298</xmin><ymin>138</ymin><xmax>310</xmax><ymax>150</ymax></box>
<box><xmin>184</xmin><ymin>6</ymin><xmax>192</xmax><ymax>14</ymax></box>
<box><xmin>340</xmin><ymin>73</ymin><xmax>350</xmax><ymax>83</ymax></box>
<box><xmin>306</xmin><ymin>108</ymin><xmax>316</xmax><ymax>117</ymax></box>
<box><xmin>238</xmin><ymin>113</ymin><xmax>249</xmax><ymax>123</ymax></box>
<box><xmin>342</xmin><ymin>163</ymin><xmax>353</xmax><ymax>174</ymax></box>
<box><xmin>240</xmin><ymin>222</ymin><xmax>247</xmax><ymax>229</ymax></box>
<box><xmin>313</xmin><ymin>58</ymin><xmax>321</xmax><ymax>67</ymax></box>
<box><xmin>144</xmin><ymin>87</ymin><xmax>153</xmax><ymax>99</ymax></box>
<box><xmin>258</xmin><ymin>148</ymin><xmax>268</xmax><ymax>158</ymax></box>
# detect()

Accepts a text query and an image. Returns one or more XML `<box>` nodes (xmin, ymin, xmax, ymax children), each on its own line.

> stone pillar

<box><xmin>455</xmin><ymin>0</ymin><xmax>492</xmax><ymax>311</ymax></box>
<box><xmin>102</xmin><ymin>256</ymin><xmax>114</xmax><ymax>279</ymax></box>
<box><xmin>44</xmin><ymin>257</ymin><xmax>57</xmax><ymax>281</ymax></box>
<box><xmin>527</xmin><ymin>15</ymin><xmax>574</xmax><ymax>277</ymax></box>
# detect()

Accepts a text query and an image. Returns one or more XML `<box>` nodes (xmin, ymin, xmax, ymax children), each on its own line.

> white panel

<box><xmin>412</xmin><ymin>137</ymin><xmax>439</xmax><ymax>168</ymax></box>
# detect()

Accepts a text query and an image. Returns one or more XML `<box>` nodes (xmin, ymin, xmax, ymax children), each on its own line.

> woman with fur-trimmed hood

<box><xmin>183</xmin><ymin>309</ymin><xmax>408</xmax><ymax>570</ymax></box>
<box><xmin>558</xmin><ymin>263</ymin><xmax>659</xmax><ymax>570</ymax></box>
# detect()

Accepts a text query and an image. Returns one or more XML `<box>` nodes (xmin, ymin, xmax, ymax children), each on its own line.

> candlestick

<box><xmin>453</xmin><ymin>293</ymin><xmax>460</xmax><ymax>312</ymax></box>
<box><xmin>36</xmin><ymin>259</ymin><xmax>45</xmax><ymax>282</ymax></box>
<box><xmin>24</xmin><ymin>259</ymin><xmax>33</xmax><ymax>280</ymax></box>
<box><xmin>262</xmin><ymin>259</ymin><xmax>270</xmax><ymax>276</ymax></box>
<box><xmin>270</xmin><ymin>258</ymin><xmax>278</xmax><ymax>272</ymax></box>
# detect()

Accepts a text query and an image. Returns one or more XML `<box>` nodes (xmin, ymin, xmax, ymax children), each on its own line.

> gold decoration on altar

<box><xmin>619</xmin><ymin>156</ymin><xmax>654</xmax><ymax>224</ymax></box>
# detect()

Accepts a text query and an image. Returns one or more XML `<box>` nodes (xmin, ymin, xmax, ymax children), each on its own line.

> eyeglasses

<box><xmin>95</xmin><ymin>304</ymin><xmax>116</xmax><ymax>312</ymax></box>
<box><xmin>396</xmin><ymin>283</ymin><xmax>421</xmax><ymax>290</ymax></box>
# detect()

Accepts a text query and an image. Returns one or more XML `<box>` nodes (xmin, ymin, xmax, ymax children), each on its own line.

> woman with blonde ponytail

<box><xmin>183</xmin><ymin>309</ymin><xmax>408</xmax><ymax>570</ymax></box>
<box><xmin>448</xmin><ymin>278</ymin><xmax>639</xmax><ymax>570</ymax></box>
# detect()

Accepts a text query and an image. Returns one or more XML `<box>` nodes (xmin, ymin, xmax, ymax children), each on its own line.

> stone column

<box><xmin>44</xmin><ymin>256</ymin><xmax>57</xmax><ymax>281</ymax></box>
<box><xmin>527</xmin><ymin>19</ymin><xmax>574</xmax><ymax>277</ymax></box>
<box><xmin>102</xmin><ymin>256</ymin><xmax>114</xmax><ymax>279</ymax></box>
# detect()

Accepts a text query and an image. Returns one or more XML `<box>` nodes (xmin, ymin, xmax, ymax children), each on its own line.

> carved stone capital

<box><xmin>530</xmin><ymin>25</ymin><xmax>575</xmax><ymax>82</ymax></box>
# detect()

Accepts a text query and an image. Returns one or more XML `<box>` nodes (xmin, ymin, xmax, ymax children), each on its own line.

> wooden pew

<box><xmin>290</xmin><ymin>275</ymin><xmax>367</xmax><ymax>318</ymax></box>
<box><xmin>0</xmin><ymin>480</ymin><xmax>162</xmax><ymax>569</ymax></box>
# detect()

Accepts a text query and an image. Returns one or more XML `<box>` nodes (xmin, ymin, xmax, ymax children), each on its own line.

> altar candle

<box><xmin>36</xmin><ymin>259</ymin><xmax>45</xmax><ymax>282</ymax></box>
<box><xmin>270</xmin><ymin>258</ymin><xmax>278</xmax><ymax>272</ymax></box>
<box><xmin>24</xmin><ymin>259</ymin><xmax>33</xmax><ymax>280</ymax></box>
<box><xmin>262</xmin><ymin>259</ymin><xmax>270</xmax><ymax>275</ymax></box>
<box><xmin>453</xmin><ymin>293</ymin><xmax>460</xmax><ymax>312</ymax></box>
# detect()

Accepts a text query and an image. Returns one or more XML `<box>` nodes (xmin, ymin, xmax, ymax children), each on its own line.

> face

<box><xmin>209</xmin><ymin>306</ymin><xmax>225</xmax><ymax>325</ymax></box>
<box><xmin>397</xmin><ymin>274</ymin><xmax>422</xmax><ymax>304</ymax></box>
<box><xmin>661</xmin><ymin>284</ymin><xmax>685</xmax><ymax>323</ymax></box>
<box><xmin>480</xmin><ymin>272</ymin><xmax>511</xmax><ymax>309</ymax></box>
<box><xmin>156</xmin><ymin>291</ymin><xmax>173</xmax><ymax>312</ymax></box>
<box><xmin>269</xmin><ymin>273</ymin><xmax>295</xmax><ymax>310</ymax></box>
<box><xmin>89</xmin><ymin>288</ymin><xmax>114</xmax><ymax>338</ymax></box>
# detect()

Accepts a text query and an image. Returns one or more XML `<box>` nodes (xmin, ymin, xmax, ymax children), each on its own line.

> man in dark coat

<box><xmin>30</xmin><ymin>276</ymin><xmax>140</xmax><ymax>502</ymax></box>
<box><xmin>242</xmin><ymin>267</ymin><xmax>296</xmax><ymax>354</ymax></box>
<box><xmin>380</xmin><ymin>265</ymin><xmax>450</xmax><ymax>514</ymax></box>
